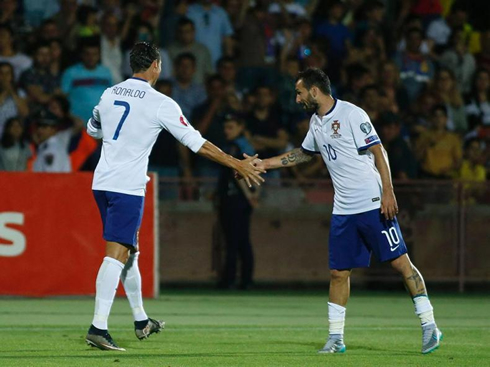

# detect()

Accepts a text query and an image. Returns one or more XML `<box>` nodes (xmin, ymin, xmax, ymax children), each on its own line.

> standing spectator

<box><xmin>19</xmin><ymin>42</ymin><xmax>61</xmax><ymax>115</ymax></box>
<box><xmin>32</xmin><ymin>110</ymin><xmax>71</xmax><ymax>173</ymax></box>
<box><xmin>171</xmin><ymin>53</ymin><xmax>206</xmax><ymax>119</ymax></box>
<box><xmin>0</xmin><ymin>61</ymin><xmax>28</xmax><ymax>137</ymax></box>
<box><xmin>100</xmin><ymin>12</ymin><xmax>123</xmax><ymax>84</ymax></box>
<box><xmin>0</xmin><ymin>117</ymin><xmax>31</xmax><ymax>171</ymax></box>
<box><xmin>0</xmin><ymin>25</ymin><xmax>32</xmax><ymax>81</ymax></box>
<box><xmin>168</xmin><ymin>17</ymin><xmax>213</xmax><ymax>84</ymax></box>
<box><xmin>430</xmin><ymin>68</ymin><xmax>468</xmax><ymax>133</ymax></box>
<box><xmin>465</xmin><ymin>69</ymin><xmax>490</xmax><ymax>129</ymax></box>
<box><xmin>245</xmin><ymin>86</ymin><xmax>288</xmax><ymax>178</ymax></box>
<box><xmin>51</xmin><ymin>0</ymin><xmax>79</xmax><ymax>51</ymax></box>
<box><xmin>217</xmin><ymin>116</ymin><xmax>258</xmax><ymax>290</ymax></box>
<box><xmin>415</xmin><ymin>105</ymin><xmax>462</xmax><ymax>179</ymax></box>
<box><xmin>61</xmin><ymin>41</ymin><xmax>112</xmax><ymax>123</ymax></box>
<box><xmin>236</xmin><ymin>3</ymin><xmax>268</xmax><ymax>69</ymax></box>
<box><xmin>395</xmin><ymin>27</ymin><xmax>435</xmax><ymax>103</ymax></box>
<box><xmin>378</xmin><ymin>113</ymin><xmax>417</xmax><ymax>180</ymax></box>
<box><xmin>186</xmin><ymin>0</ymin><xmax>234</xmax><ymax>65</ymax></box>
<box><xmin>439</xmin><ymin>28</ymin><xmax>476</xmax><ymax>94</ymax></box>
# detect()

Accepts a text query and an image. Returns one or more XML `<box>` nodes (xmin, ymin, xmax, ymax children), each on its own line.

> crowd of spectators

<box><xmin>0</xmin><ymin>0</ymin><xmax>489</xmax><ymax>185</ymax></box>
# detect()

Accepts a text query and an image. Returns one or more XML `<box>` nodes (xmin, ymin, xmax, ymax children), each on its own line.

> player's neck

<box><xmin>132</xmin><ymin>73</ymin><xmax>152</xmax><ymax>85</ymax></box>
<box><xmin>316</xmin><ymin>95</ymin><xmax>335</xmax><ymax>117</ymax></box>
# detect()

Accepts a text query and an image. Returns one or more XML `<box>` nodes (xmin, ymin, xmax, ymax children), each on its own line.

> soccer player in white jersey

<box><xmin>249</xmin><ymin>68</ymin><xmax>442</xmax><ymax>355</ymax></box>
<box><xmin>85</xmin><ymin>42</ymin><xmax>265</xmax><ymax>351</ymax></box>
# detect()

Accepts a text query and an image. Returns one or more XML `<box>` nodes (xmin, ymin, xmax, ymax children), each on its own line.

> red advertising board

<box><xmin>0</xmin><ymin>172</ymin><xmax>158</xmax><ymax>298</ymax></box>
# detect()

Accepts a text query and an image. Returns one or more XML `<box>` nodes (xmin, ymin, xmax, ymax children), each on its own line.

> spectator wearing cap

<box><xmin>61</xmin><ymin>41</ymin><xmax>112</xmax><ymax>123</ymax></box>
<box><xmin>415</xmin><ymin>104</ymin><xmax>462</xmax><ymax>179</ymax></box>
<box><xmin>0</xmin><ymin>61</ymin><xmax>28</xmax><ymax>137</ymax></box>
<box><xmin>168</xmin><ymin>17</ymin><xmax>213</xmax><ymax>85</ymax></box>
<box><xmin>32</xmin><ymin>110</ymin><xmax>71</xmax><ymax>172</ymax></box>
<box><xmin>0</xmin><ymin>24</ymin><xmax>32</xmax><ymax>81</ymax></box>
<box><xmin>0</xmin><ymin>116</ymin><xmax>31</xmax><ymax>171</ymax></box>
<box><xmin>379</xmin><ymin>112</ymin><xmax>417</xmax><ymax>180</ymax></box>
<box><xmin>186</xmin><ymin>0</ymin><xmax>234</xmax><ymax>65</ymax></box>
<box><xmin>19</xmin><ymin>42</ymin><xmax>61</xmax><ymax>115</ymax></box>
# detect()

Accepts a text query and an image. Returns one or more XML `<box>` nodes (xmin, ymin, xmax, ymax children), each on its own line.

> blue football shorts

<box><xmin>329</xmin><ymin>208</ymin><xmax>408</xmax><ymax>270</ymax></box>
<box><xmin>93</xmin><ymin>190</ymin><xmax>145</xmax><ymax>247</ymax></box>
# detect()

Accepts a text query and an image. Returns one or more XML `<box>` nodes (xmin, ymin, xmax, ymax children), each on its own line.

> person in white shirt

<box><xmin>85</xmin><ymin>42</ymin><xmax>264</xmax><ymax>351</ymax></box>
<box><xmin>249</xmin><ymin>68</ymin><xmax>442</xmax><ymax>355</ymax></box>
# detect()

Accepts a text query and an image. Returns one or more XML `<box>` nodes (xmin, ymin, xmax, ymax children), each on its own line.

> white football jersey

<box><xmin>302</xmin><ymin>99</ymin><xmax>383</xmax><ymax>215</ymax></box>
<box><xmin>87</xmin><ymin>77</ymin><xmax>206</xmax><ymax>196</ymax></box>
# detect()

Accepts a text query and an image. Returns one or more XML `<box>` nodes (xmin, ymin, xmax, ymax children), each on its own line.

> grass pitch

<box><xmin>0</xmin><ymin>290</ymin><xmax>489</xmax><ymax>367</ymax></box>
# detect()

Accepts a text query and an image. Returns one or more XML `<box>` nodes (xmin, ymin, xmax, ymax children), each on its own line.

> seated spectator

<box><xmin>245</xmin><ymin>86</ymin><xmax>288</xmax><ymax>178</ymax></box>
<box><xmin>168</xmin><ymin>17</ymin><xmax>213</xmax><ymax>84</ymax></box>
<box><xmin>415</xmin><ymin>104</ymin><xmax>462</xmax><ymax>179</ymax></box>
<box><xmin>430</xmin><ymin>68</ymin><xmax>468</xmax><ymax>133</ymax></box>
<box><xmin>32</xmin><ymin>110</ymin><xmax>71</xmax><ymax>173</ymax></box>
<box><xmin>395</xmin><ymin>27</ymin><xmax>435</xmax><ymax>103</ymax></box>
<box><xmin>186</xmin><ymin>0</ymin><xmax>234</xmax><ymax>65</ymax></box>
<box><xmin>359</xmin><ymin>84</ymin><xmax>382</xmax><ymax>125</ymax></box>
<box><xmin>377</xmin><ymin>61</ymin><xmax>410</xmax><ymax>115</ymax></box>
<box><xmin>476</xmin><ymin>29</ymin><xmax>490</xmax><ymax>73</ymax></box>
<box><xmin>19</xmin><ymin>42</ymin><xmax>61</xmax><ymax>115</ymax></box>
<box><xmin>339</xmin><ymin>63</ymin><xmax>373</xmax><ymax>105</ymax></box>
<box><xmin>459</xmin><ymin>138</ymin><xmax>486</xmax><ymax>182</ymax></box>
<box><xmin>0</xmin><ymin>24</ymin><xmax>32</xmax><ymax>81</ymax></box>
<box><xmin>38</xmin><ymin>19</ymin><xmax>61</xmax><ymax>42</ymax></box>
<box><xmin>439</xmin><ymin>28</ymin><xmax>476</xmax><ymax>94</ymax></box>
<box><xmin>0</xmin><ymin>117</ymin><xmax>31</xmax><ymax>171</ymax></box>
<box><xmin>405</xmin><ymin>91</ymin><xmax>436</xmax><ymax>136</ymax></box>
<box><xmin>465</xmin><ymin>69</ymin><xmax>490</xmax><ymax>131</ymax></box>
<box><xmin>0</xmin><ymin>61</ymin><xmax>28</xmax><ymax>137</ymax></box>
<box><xmin>217</xmin><ymin>57</ymin><xmax>241</xmax><ymax>100</ymax></box>
<box><xmin>61</xmin><ymin>40</ymin><xmax>112</xmax><ymax>123</ymax></box>
<box><xmin>378</xmin><ymin>112</ymin><xmax>417</xmax><ymax>180</ymax></box>
<box><xmin>122</xmin><ymin>21</ymin><xmax>172</xmax><ymax>80</ymax></box>
<box><xmin>397</xmin><ymin>15</ymin><xmax>432</xmax><ymax>57</ymax></box>
<box><xmin>171</xmin><ymin>53</ymin><xmax>206</xmax><ymax>119</ymax></box>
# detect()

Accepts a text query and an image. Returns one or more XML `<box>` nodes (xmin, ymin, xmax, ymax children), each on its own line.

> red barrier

<box><xmin>0</xmin><ymin>172</ymin><xmax>158</xmax><ymax>298</ymax></box>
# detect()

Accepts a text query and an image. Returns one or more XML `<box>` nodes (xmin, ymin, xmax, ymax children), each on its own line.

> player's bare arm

<box><xmin>245</xmin><ymin>148</ymin><xmax>313</xmax><ymax>171</ymax></box>
<box><xmin>197</xmin><ymin>141</ymin><xmax>266</xmax><ymax>187</ymax></box>
<box><xmin>369</xmin><ymin>144</ymin><xmax>398</xmax><ymax>220</ymax></box>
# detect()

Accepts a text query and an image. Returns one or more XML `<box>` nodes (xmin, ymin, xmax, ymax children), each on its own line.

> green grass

<box><xmin>0</xmin><ymin>290</ymin><xmax>489</xmax><ymax>367</ymax></box>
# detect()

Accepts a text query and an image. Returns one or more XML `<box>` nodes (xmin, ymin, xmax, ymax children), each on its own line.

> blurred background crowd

<box><xmin>0</xmin><ymin>0</ymin><xmax>489</xmax><ymax>184</ymax></box>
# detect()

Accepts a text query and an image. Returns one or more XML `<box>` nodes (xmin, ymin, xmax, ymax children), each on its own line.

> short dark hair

<box><xmin>130</xmin><ymin>42</ymin><xmax>160</xmax><ymax>73</ymax></box>
<box><xmin>432</xmin><ymin>104</ymin><xmax>448</xmax><ymax>116</ymax></box>
<box><xmin>174</xmin><ymin>52</ymin><xmax>196</xmax><ymax>66</ymax></box>
<box><xmin>217</xmin><ymin>56</ymin><xmax>235</xmax><ymax>69</ymax></box>
<box><xmin>296</xmin><ymin>68</ymin><xmax>332</xmax><ymax>96</ymax></box>
<box><xmin>177</xmin><ymin>17</ymin><xmax>195</xmax><ymax>29</ymax></box>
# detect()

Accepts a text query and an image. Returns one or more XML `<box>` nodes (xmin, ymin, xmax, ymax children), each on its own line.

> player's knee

<box><xmin>330</xmin><ymin>269</ymin><xmax>350</xmax><ymax>283</ymax></box>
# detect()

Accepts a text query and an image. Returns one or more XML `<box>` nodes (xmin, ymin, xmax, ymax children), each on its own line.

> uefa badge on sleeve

<box><xmin>360</xmin><ymin>122</ymin><xmax>372</xmax><ymax>135</ymax></box>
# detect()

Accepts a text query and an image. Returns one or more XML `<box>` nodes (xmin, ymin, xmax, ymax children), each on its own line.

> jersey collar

<box><xmin>129</xmin><ymin>77</ymin><xmax>149</xmax><ymax>83</ymax></box>
<box><xmin>316</xmin><ymin>98</ymin><xmax>337</xmax><ymax>119</ymax></box>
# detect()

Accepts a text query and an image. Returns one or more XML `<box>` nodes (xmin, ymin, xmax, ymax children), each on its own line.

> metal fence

<box><xmin>155</xmin><ymin>177</ymin><xmax>490</xmax><ymax>291</ymax></box>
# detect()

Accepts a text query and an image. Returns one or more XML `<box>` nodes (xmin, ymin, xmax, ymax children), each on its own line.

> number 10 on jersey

<box><xmin>323</xmin><ymin>144</ymin><xmax>337</xmax><ymax>161</ymax></box>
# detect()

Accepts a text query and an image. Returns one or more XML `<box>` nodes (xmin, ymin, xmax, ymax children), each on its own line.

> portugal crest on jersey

<box><xmin>331</xmin><ymin>120</ymin><xmax>341</xmax><ymax>138</ymax></box>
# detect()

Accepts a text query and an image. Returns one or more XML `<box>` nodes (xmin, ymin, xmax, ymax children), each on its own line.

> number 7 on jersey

<box><xmin>112</xmin><ymin>100</ymin><xmax>131</xmax><ymax>140</ymax></box>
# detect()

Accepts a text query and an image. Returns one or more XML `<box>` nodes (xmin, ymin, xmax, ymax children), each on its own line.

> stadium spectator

<box><xmin>0</xmin><ymin>116</ymin><xmax>31</xmax><ymax>171</ymax></box>
<box><xmin>38</xmin><ymin>19</ymin><xmax>61</xmax><ymax>42</ymax></box>
<box><xmin>339</xmin><ymin>63</ymin><xmax>373</xmax><ymax>105</ymax></box>
<box><xmin>439</xmin><ymin>28</ymin><xmax>476</xmax><ymax>94</ymax></box>
<box><xmin>395</xmin><ymin>27</ymin><xmax>435</xmax><ymax>103</ymax></box>
<box><xmin>0</xmin><ymin>0</ymin><xmax>25</xmax><ymax>36</ymax></box>
<box><xmin>0</xmin><ymin>24</ymin><xmax>32</xmax><ymax>81</ymax></box>
<box><xmin>216</xmin><ymin>115</ymin><xmax>258</xmax><ymax>290</ymax></box>
<box><xmin>459</xmin><ymin>138</ymin><xmax>486</xmax><ymax>182</ymax></box>
<box><xmin>415</xmin><ymin>104</ymin><xmax>462</xmax><ymax>179</ymax></box>
<box><xmin>360</xmin><ymin>84</ymin><xmax>382</xmax><ymax>125</ymax></box>
<box><xmin>100</xmin><ymin>12</ymin><xmax>124</xmax><ymax>84</ymax></box>
<box><xmin>186</xmin><ymin>0</ymin><xmax>234</xmax><ymax>65</ymax></box>
<box><xmin>216</xmin><ymin>57</ymin><xmax>241</xmax><ymax>100</ymax></box>
<box><xmin>171</xmin><ymin>53</ymin><xmax>206</xmax><ymax>119</ymax></box>
<box><xmin>245</xmin><ymin>86</ymin><xmax>288</xmax><ymax>178</ymax></box>
<box><xmin>52</xmin><ymin>0</ymin><xmax>79</xmax><ymax>51</ymax></box>
<box><xmin>406</xmin><ymin>91</ymin><xmax>437</xmax><ymax>136</ymax></box>
<box><xmin>61</xmin><ymin>41</ymin><xmax>112</xmax><ymax>123</ymax></box>
<box><xmin>277</xmin><ymin>56</ymin><xmax>304</xmax><ymax>128</ymax></box>
<box><xmin>76</xmin><ymin>5</ymin><xmax>100</xmax><ymax>38</ymax></box>
<box><xmin>32</xmin><ymin>110</ymin><xmax>71</xmax><ymax>173</ymax></box>
<box><xmin>475</xmin><ymin>29</ymin><xmax>490</xmax><ymax>73</ymax></box>
<box><xmin>430</xmin><ymin>68</ymin><xmax>468</xmax><ymax>133</ymax></box>
<box><xmin>22</xmin><ymin>0</ymin><xmax>59</xmax><ymax>28</ymax></box>
<box><xmin>48</xmin><ymin>38</ymin><xmax>65</xmax><ymax>78</ymax></box>
<box><xmin>465</xmin><ymin>69</ymin><xmax>490</xmax><ymax>132</ymax></box>
<box><xmin>268</xmin><ymin>0</ymin><xmax>307</xmax><ymax>21</ymax></box>
<box><xmin>19</xmin><ymin>42</ymin><xmax>61</xmax><ymax>115</ymax></box>
<box><xmin>377</xmin><ymin>61</ymin><xmax>410</xmax><ymax>115</ymax></box>
<box><xmin>396</xmin><ymin>15</ymin><xmax>432</xmax><ymax>57</ymax></box>
<box><xmin>378</xmin><ymin>112</ymin><xmax>417</xmax><ymax>180</ymax></box>
<box><xmin>236</xmin><ymin>3</ymin><xmax>268</xmax><ymax>69</ymax></box>
<box><xmin>168</xmin><ymin>17</ymin><xmax>213</xmax><ymax>85</ymax></box>
<box><xmin>0</xmin><ymin>61</ymin><xmax>28</xmax><ymax>137</ymax></box>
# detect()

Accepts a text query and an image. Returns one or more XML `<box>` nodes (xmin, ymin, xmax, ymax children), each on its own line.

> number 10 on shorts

<box><xmin>381</xmin><ymin>227</ymin><xmax>400</xmax><ymax>252</ymax></box>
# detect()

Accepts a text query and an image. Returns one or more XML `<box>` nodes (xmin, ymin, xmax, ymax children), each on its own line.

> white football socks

<box><xmin>328</xmin><ymin>302</ymin><xmax>346</xmax><ymax>337</ymax></box>
<box><xmin>121</xmin><ymin>252</ymin><xmax>148</xmax><ymax>322</ymax></box>
<box><xmin>92</xmin><ymin>257</ymin><xmax>124</xmax><ymax>330</ymax></box>
<box><xmin>413</xmin><ymin>295</ymin><xmax>435</xmax><ymax>326</ymax></box>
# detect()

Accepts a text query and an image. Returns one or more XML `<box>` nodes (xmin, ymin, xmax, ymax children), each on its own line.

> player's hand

<box><xmin>243</xmin><ymin>153</ymin><xmax>266</xmax><ymax>171</ymax></box>
<box><xmin>381</xmin><ymin>190</ymin><xmax>398</xmax><ymax>221</ymax></box>
<box><xmin>235</xmin><ymin>154</ymin><xmax>266</xmax><ymax>187</ymax></box>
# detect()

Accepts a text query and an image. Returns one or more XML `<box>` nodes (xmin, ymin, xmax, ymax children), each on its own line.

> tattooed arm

<box><xmin>248</xmin><ymin>148</ymin><xmax>314</xmax><ymax>171</ymax></box>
